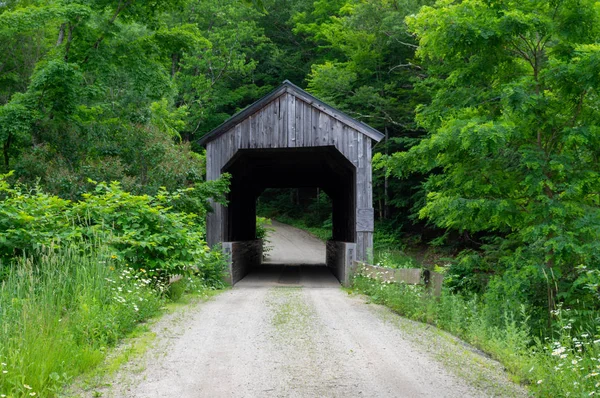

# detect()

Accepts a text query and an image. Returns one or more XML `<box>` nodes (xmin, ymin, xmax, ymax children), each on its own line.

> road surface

<box><xmin>263</xmin><ymin>220</ymin><xmax>326</xmax><ymax>264</ymax></box>
<box><xmin>90</xmin><ymin>222</ymin><xmax>526</xmax><ymax>398</ymax></box>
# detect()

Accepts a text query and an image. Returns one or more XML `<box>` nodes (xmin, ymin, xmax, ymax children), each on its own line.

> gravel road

<box><xmin>263</xmin><ymin>220</ymin><xmax>326</xmax><ymax>265</ymax></box>
<box><xmin>93</xmin><ymin>223</ymin><xmax>526</xmax><ymax>398</ymax></box>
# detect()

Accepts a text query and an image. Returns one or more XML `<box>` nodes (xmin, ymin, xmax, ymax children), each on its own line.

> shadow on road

<box><xmin>235</xmin><ymin>265</ymin><xmax>339</xmax><ymax>288</ymax></box>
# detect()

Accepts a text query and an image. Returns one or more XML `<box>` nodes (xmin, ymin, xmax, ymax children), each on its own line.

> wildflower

<box><xmin>572</xmin><ymin>359</ymin><xmax>579</xmax><ymax>365</ymax></box>
<box><xmin>552</xmin><ymin>346</ymin><xmax>566</xmax><ymax>356</ymax></box>
<box><xmin>0</xmin><ymin>363</ymin><xmax>5</xmax><ymax>366</ymax></box>
<box><xmin>24</xmin><ymin>385</ymin><xmax>32</xmax><ymax>390</ymax></box>
<box><xmin>111</xmin><ymin>255</ymin><xmax>117</xmax><ymax>259</ymax></box>
<box><xmin>2</xmin><ymin>370</ymin><xmax>6</xmax><ymax>374</ymax></box>
<box><xmin>537</xmin><ymin>380</ymin><xmax>543</xmax><ymax>384</ymax></box>
<box><xmin>30</xmin><ymin>393</ymin><xmax>36</xmax><ymax>396</ymax></box>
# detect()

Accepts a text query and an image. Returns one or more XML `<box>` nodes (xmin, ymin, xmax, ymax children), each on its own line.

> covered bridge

<box><xmin>199</xmin><ymin>81</ymin><xmax>383</xmax><ymax>285</ymax></box>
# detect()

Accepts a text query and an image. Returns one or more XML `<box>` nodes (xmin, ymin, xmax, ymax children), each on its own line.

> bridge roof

<box><xmin>198</xmin><ymin>80</ymin><xmax>384</xmax><ymax>146</ymax></box>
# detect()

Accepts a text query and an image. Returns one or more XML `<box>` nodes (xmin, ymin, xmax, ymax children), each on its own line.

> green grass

<box><xmin>352</xmin><ymin>274</ymin><xmax>600</xmax><ymax>397</ymax></box>
<box><xmin>0</xmin><ymin>241</ymin><xmax>224</xmax><ymax>397</ymax></box>
<box><xmin>372</xmin><ymin>249</ymin><xmax>421</xmax><ymax>269</ymax></box>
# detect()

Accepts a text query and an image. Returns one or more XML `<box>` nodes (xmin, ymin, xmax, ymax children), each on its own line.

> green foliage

<box><xmin>79</xmin><ymin>181</ymin><xmax>212</xmax><ymax>278</ymax></box>
<box><xmin>373</xmin><ymin>249</ymin><xmax>419</xmax><ymax>270</ymax></box>
<box><xmin>0</xmin><ymin>173</ymin><xmax>230</xmax><ymax>280</ymax></box>
<box><xmin>385</xmin><ymin>0</ymin><xmax>600</xmax><ymax>331</ymax></box>
<box><xmin>0</xmin><ymin>172</ymin><xmax>78</xmax><ymax>261</ymax></box>
<box><xmin>256</xmin><ymin>216</ymin><xmax>274</xmax><ymax>257</ymax></box>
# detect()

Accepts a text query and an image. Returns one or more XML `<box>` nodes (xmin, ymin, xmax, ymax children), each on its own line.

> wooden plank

<box><xmin>257</xmin><ymin>104</ymin><xmax>264</xmax><ymax>147</ymax></box>
<box><xmin>206</xmin><ymin>142</ymin><xmax>213</xmax><ymax>180</ymax></box>
<box><xmin>356</xmin><ymin>208</ymin><xmax>374</xmax><ymax>232</ymax></box>
<box><xmin>288</xmin><ymin>94</ymin><xmax>296</xmax><ymax>147</ymax></box>
<box><xmin>272</xmin><ymin>98</ymin><xmax>279</xmax><ymax>148</ymax></box>
<box><xmin>320</xmin><ymin>113</ymin><xmax>331</xmax><ymax>146</ymax></box>
<box><xmin>265</xmin><ymin>100</ymin><xmax>273</xmax><ymax>147</ymax></box>
<box><xmin>295</xmin><ymin>97</ymin><xmax>303</xmax><ymax>146</ymax></box>
<box><xmin>240</xmin><ymin>119</ymin><xmax>249</xmax><ymax>149</ymax></box>
<box><xmin>279</xmin><ymin>94</ymin><xmax>287</xmax><ymax>148</ymax></box>
<box><xmin>366</xmin><ymin>139</ymin><xmax>373</xmax><ymax>206</ymax></box>
<box><xmin>235</xmin><ymin>123</ymin><xmax>242</xmax><ymax>151</ymax></box>
<box><xmin>350</xmin><ymin>130</ymin><xmax>358</xmax><ymax>167</ymax></box>
<box><xmin>340</xmin><ymin>125</ymin><xmax>350</xmax><ymax>159</ymax></box>
<box><xmin>312</xmin><ymin>107</ymin><xmax>320</xmax><ymax>146</ymax></box>
<box><xmin>226</xmin><ymin>128</ymin><xmax>235</xmax><ymax>162</ymax></box>
<box><xmin>332</xmin><ymin>119</ymin><xmax>343</xmax><ymax>147</ymax></box>
<box><xmin>261</xmin><ymin>102</ymin><xmax>268</xmax><ymax>148</ymax></box>
<box><xmin>356</xmin><ymin>233</ymin><xmax>365</xmax><ymax>262</ymax></box>
<box><xmin>248</xmin><ymin>114</ymin><xmax>254</xmax><ymax>148</ymax></box>
<box><xmin>357</xmin><ymin>133</ymin><xmax>366</xmax><ymax>207</ymax></box>
<box><xmin>305</xmin><ymin>101</ymin><xmax>313</xmax><ymax>147</ymax></box>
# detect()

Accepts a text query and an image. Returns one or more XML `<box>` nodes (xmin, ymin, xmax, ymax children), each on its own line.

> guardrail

<box><xmin>353</xmin><ymin>261</ymin><xmax>444</xmax><ymax>297</ymax></box>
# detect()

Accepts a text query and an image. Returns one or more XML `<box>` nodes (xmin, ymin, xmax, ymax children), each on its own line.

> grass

<box><xmin>352</xmin><ymin>274</ymin><xmax>600</xmax><ymax>397</ymax></box>
<box><xmin>0</xmin><ymin>244</ymin><xmax>165</xmax><ymax>397</ymax></box>
<box><xmin>0</xmin><ymin>242</ymin><xmax>224</xmax><ymax>398</ymax></box>
<box><xmin>372</xmin><ymin>249</ymin><xmax>421</xmax><ymax>269</ymax></box>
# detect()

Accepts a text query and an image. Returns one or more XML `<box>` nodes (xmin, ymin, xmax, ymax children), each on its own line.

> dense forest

<box><xmin>1</xmin><ymin>0</ymin><xmax>600</xmax><ymax>396</ymax></box>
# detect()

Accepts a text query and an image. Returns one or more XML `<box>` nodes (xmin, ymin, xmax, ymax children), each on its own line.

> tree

<box><xmin>299</xmin><ymin>0</ymin><xmax>431</xmax><ymax>225</ymax></box>
<box><xmin>389</xmin><ymin>0</ymin><xmax>600</xmax><ymax>328</ymax></box>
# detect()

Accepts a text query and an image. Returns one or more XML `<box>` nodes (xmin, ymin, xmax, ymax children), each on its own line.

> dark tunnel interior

<box><xmin>222</xmin><ymin>146</ymin><xmax>356</xmax><ymax>243</ymax></box>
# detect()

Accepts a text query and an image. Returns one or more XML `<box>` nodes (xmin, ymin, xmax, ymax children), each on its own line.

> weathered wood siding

<box><xmin>206</xmin><ymin>91</ymin><xmax>375</xmax><ymax>261</ymax></box>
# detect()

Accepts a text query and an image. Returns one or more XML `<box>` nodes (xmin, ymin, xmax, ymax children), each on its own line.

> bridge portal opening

<box><xmin>223</xmin><ymin>146</ymin><xmax>355</xmax><ymax>246</ymax></box>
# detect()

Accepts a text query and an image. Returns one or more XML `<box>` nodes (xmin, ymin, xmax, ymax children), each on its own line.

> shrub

<box><xmin>0</xmin><ymin>173</ymin><xmax>230</xmax><ymax>281</ymax></box>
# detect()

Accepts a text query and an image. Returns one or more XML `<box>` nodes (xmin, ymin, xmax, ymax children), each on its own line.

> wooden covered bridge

<box><xmin>199</xmin><ymin>81</ymin><xmax>383</xmax><ymax>285</ymax></box>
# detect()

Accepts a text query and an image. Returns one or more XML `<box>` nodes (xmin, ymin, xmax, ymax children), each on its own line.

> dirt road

<box><xmin>94</xmin><ymin>223</ymin><xmax>525</xmax><ymax>398</ymax></box>
<box><xmin>263</xmin><ymin>220</ymin><xmax>326</xmax><ymax>264</ymax></box>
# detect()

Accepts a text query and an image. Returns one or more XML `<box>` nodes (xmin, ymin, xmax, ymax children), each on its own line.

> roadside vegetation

<box><xmin>353</xmin><ymin>273</ymin><xmax>600</xmax><ymax>397</ymax></box>
<box><xmin>0</xmin><ymin>175</ymin><xmax>229</xmax><ymax>397</ymax></box>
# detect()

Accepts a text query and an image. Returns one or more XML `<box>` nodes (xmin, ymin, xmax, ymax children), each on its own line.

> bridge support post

<box><xmin>222</xmin><ymin>240</ymin><xmax>263</xmax><ymax>285</ymax></box>
<box><xmin>326</xmin><ymin>241</ymin><xmax>356</xmax><ymax>286</ymax></box>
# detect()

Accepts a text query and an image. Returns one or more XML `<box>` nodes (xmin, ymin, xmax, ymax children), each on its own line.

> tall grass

<box><xmin>0</xmin><ymin>243</ymin><xmax>165</xmax><ymax>397</ymax></box>
<box><xmin>353</xmin><ymin>275</ymin><xmax>600</xmax><ymax>396</ymax></box>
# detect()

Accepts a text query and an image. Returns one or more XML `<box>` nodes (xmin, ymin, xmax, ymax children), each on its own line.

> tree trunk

<box><xmin>383</xmin><ymin>126</ymin><xmax>389</xmax><ymax>219</ymax></box>
<box><xmin>56</xmin><ymin>23</ymin><xmax>66</xmax><ymax>46</ymax></box>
